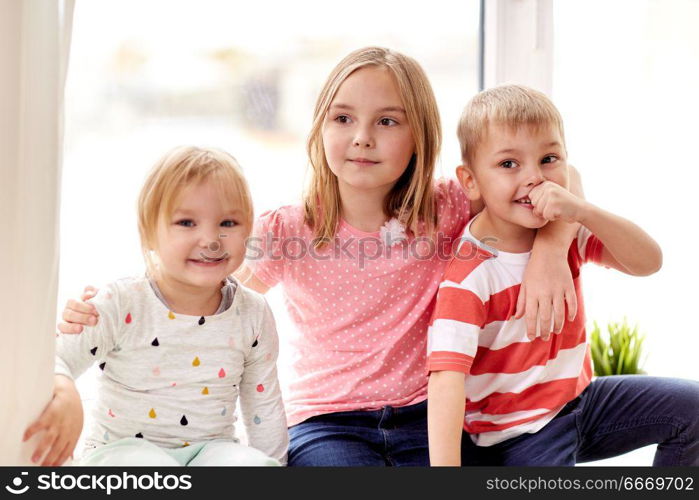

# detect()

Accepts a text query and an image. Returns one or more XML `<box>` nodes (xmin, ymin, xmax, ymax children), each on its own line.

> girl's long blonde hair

<box><xmin>304</xmin><ymin>47</ymin><xmax>441</xmax><ymax>247</ymax></box>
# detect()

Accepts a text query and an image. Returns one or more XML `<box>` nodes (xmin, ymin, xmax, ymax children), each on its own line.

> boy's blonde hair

<box><xmin>137</xmin><ymin>146</ymin><xmax>253</xmax><ymax>273</ymax></box>
<box><xmin>458</xmin><ymin>84</ymin><xmax>566</xmax><ymax>164</ymax></box>
<box><xmin>304</xmin><ymin>46</ymin><xmax>441</xmax><ymax>246</ymax></box>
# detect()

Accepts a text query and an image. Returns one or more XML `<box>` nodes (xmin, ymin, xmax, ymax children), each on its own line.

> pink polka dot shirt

<box><xmin>247</xmin><ymin>178</ymin><xmax>470</xmax><ymax>426</ymax></box>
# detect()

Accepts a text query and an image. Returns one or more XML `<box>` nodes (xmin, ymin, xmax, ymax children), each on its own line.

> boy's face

<box><xmin>457</xmin><ymin>123</ymin><xmax>569</xmax><ymax>230</ymax></box>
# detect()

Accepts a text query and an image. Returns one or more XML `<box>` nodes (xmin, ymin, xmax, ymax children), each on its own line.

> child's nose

<box><xmin>525</xmin><ymin>176</ymin><xmax>544</xmax><ymax>187</ymax></box>
<box><xmin>198</xmin><ymin>229</ymin><xmax>222</xmax><ymax>249</ymax></box>
<box><xmin>524</xmin><ymin>165</ymin><xmax>545</xmax><ymax>187</ymax></box>
<box><xmin>353</xmin><ymin>127</ymin><xmax>374</xmax><ymax>148</ymax></box>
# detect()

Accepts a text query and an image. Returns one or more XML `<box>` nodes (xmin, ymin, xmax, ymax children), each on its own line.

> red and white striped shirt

<box><xmin>427</xmin><ymin>218</ymin><xmax>605</xmax><ymax>446</ymax></box>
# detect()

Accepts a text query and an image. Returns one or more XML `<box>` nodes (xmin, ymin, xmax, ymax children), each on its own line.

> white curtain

<box><xmin>0</xmin><ymin>0</ymin><xmax>74</xmax><ymax>465</ymax></box>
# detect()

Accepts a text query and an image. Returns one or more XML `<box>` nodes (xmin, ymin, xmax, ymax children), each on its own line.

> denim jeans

<box><xmin>460</xmin><ymin>376</ymin><xmax>699</xmax><ymax>466</ymax></box>
<box><xmin>288</xmin><ymin>400</ymin><xmax>429</xmax><ymax>466</ymax></box>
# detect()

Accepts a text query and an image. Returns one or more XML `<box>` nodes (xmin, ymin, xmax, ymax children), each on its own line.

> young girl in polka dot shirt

<box><xmin>58</xmin><ymin>47</ymin><xmax>583</xmax><ymax>466</ymax></box>
<box><xmin>238</xmin><ymin>47</ymin><xmax>582</xmax><ymax>466</ymax></box>
<box><xmin>25</xmin><ymin>147</ymin><xmax>288</xmax><ymax>466</ymax></box>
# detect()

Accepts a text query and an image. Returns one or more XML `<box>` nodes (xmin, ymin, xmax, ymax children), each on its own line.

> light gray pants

<box><xmin>81</xmin><ymin>437</ymin><xmax>280</xmax><ymax>466</ymax></box>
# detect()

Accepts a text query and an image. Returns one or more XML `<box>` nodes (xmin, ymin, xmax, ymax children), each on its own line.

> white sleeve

<box><xmin>576</xmin><ymin>225</ymin><xmax>593</xmax><ymax>260</ymax></box>
<box><xmin>54</xmin><ymin>283</ymin><xmax>123</xmax><ymax>380</ymax></box>
<box><xmin>238</xmin><ymin>299</ymin><xmax>289</xmax><ymax>465</ymax></box>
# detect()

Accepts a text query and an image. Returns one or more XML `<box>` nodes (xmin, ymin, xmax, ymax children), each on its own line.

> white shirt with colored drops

<box><xmin>55</xmin><ymin>276</ymin><xmax>288</xmax><ymax>463</ymax></box>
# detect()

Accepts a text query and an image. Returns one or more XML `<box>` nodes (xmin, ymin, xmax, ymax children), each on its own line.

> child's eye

<box><xmin>379</xmin><ymin>117</ymin><xmax>398</xmax><ymax>126</ymax></box>
<box><xmin>220</xmin><ymin>220</ymin><xmax>238</xmax><ymax>228</ymax></box>
<box><xmin>541</xmin><ymin>155</ymin><xmax>558</xmax><ymax>164</ymax></box>
<box><xmin>334</xmin><ymin>114</ymin><xmax>351</xmax><ymax>124</ymax></box>
<box><xmin>499</xmin><ymin>160</ymin><xmax>518</xmax><ymax>169</ymax></box>
<box><xmin>175</xmin><ymin>219</ymin><xmax>195</xmax><ymax>227</ymax></box>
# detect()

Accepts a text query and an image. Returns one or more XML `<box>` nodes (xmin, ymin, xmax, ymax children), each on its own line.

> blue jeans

<box><xmin>288</xmin><ymin>400</ymin><xmax>429</xmax><ymax>466</ymax></box>
<box><xmin>460</xmin><ymin>376</ymin><xmax>699</xmax><ymax>466</ymax></box>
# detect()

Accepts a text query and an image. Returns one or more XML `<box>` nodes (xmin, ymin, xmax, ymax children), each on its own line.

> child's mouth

<box><xmin>349</xmin><ymin>158</ymin><xmax>379</xmax><ymax>166</ymax></box>
<box><xmin>188</xmin><ymin>253</ymin><xmax>230</xmax><ymax>267</ymax></box>
<box><xmin>514</xmin><ymin>196</ymin><xmax>533</xmax><ymax>209</ymax></box>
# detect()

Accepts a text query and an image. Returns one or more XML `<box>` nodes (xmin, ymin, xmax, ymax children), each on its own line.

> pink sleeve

<box><xmin>246</xmin><ymin>209</ymin><xmax>286</xmax><ymax>288</ymax></box>
<box><xmin>435</xmin><ymin>178</ymin><xmax>471</xmax><ymax>239</ymax></box>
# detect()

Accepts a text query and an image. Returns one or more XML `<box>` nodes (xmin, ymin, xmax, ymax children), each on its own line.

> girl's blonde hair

<box><xmin>304</xmin><ymin>46</ymin><xmax>441</xmax><ymax>246</ymax></box>
<box><xmin>137</xmin><ymin>146</ymin><xmax>253</xmax><ymax>273</ymax></box>
<box><xmin>458</xmin><ymin>84</ymin><xmax>566</xmax><ymax>164</ymax></box>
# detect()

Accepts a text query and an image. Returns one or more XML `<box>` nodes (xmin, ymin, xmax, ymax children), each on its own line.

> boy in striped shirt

<box><xmin>427</xmin><ymin>85</ymin><xmax>699</xmax><ymax>465</ymax></box>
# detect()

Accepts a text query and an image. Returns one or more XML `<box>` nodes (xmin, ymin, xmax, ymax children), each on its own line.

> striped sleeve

<box><xmin>427</xmin><ymin>246</ymin><xmax>489</xmax><ymax>374</ymax></box>
<box><xmin>576</xmin><ymin>225</ymin><xmax>605</xmax><ymax>265</ymax></box>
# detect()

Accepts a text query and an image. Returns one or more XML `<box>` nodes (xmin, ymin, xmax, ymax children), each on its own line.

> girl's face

<box><xmin>154</xmin><ymin>178</ymin><xmax>248</xmax><ymax>291</ymax></box>
<box><xmin>322</xmin><ymin>65</ymin><xmax>415</xmax><ymax>198</ymax></box>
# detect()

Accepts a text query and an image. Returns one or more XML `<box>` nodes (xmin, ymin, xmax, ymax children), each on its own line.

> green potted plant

<box><xmin>590</xmin><ymin>318</ymin><xmax>647</xmax><ymax>376</ymax></box>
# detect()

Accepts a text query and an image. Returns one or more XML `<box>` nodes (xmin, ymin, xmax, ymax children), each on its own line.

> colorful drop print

<box><xmin>235</xmin><ymin>307</ymin><xmax>240</xmax><ymax>316</ymax></box>
<box><xmin>192</xmin><ymin>357</ymin><xmax>200</xmax><ymax>367</ymax></box>
<box><xmin>108</xmin><ymin>409</ymin><xmax>115</xmax><ymax>417</ymax></box>
<box><xmin>183</xmin><ymin>442</ymin><xmax>190</xmax><ymax>448</ymax></box>
<box><xmin>253</xmin><ymin>416</ymin><xmax>261</xmax><ymax>425</ymax></box>
<box><xmin>168</xmin><ymin>311</ymin><xmax>175</xmax><ymax>320</ymax></box>
<box><xmin>99</xmin><ymin>362</ymin><xmax>106</xmax><ymax>371</ymax></box>
<box><xmin>201</xmin><ymin>387</ymin><xmax>209</xmax><ymax>395</ymax></box>
<box><xmin>252</xmin><ymin>339</ymin><xmax>259</xmax><ymax>347</ymax></box>
<box><xmin>198</xmin><ymin>316</ymin><xmax>205</xmax><ymax>325</ymax></box>
<box><xmin>90</xmin><ymin>347</ymin><xmax>98</xmax><ymax>356</ymax></box>
<box><xmin>218</xmin><ymin>368</ymin><xmax>226</xmax><ymax>378</ymax></box>
<box><xmin>125</xmin><ymin>313</ymin><xmax>132</xmax><ymax>324</ymax></box>
<box><xmin>221</xmin><ymin>407</ymin><xmax>227</xmax><ymax>416</ymax></box>
<box><xmin>112</xmin><ymin>345</ymin><xmax>122</xmax><ymax>352</ymax></box>
<box><xmin>151</xmin><ymin>337</ymin><xmax>159</xmax><ymax>347</ymax></box>
<box><xmin>256</xmin><ymin>384</ymin><xmax>264</xmax><ymax>393</ymax></box>
<box><xmin>104</xmin><ymin>431</ymin><xmax>110</xmax><ymax>441</ymax></box>
<box><xmin>135</xmin><ymin>432</ymin><xmax>143</xmax><ymax>438</ymax></box>
<box><xmin>148</xmin><ymin>408</ymin><xmax>157</xmax><ymax>419</ymax></box>
<box><xmin>180</xmin><ymin>415</ymin><xmax>189</xmax><ymax>426</ymax></box>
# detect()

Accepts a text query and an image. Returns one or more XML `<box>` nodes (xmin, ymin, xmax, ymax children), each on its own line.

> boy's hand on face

<box><xmin>529</xmin><ymin>181</ymin><xmax>587</xmax><ymax>224</ymax></box>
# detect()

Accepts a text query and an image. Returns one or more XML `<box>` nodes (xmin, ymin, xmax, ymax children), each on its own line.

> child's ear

<box><xmin>456</xmin><ymin>164</ymin><xmax>481</xmax><ymax>201</ymax></box>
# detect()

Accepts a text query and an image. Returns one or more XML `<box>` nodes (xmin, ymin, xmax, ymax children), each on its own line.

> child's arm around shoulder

<box><xmin>234</xmin><ymin>264</ymin><xmax>271</xmax><ymax>294</ymax></box>
<box><xmin>511</xmin><ymin>166</ymin><xmax>585</xmax><ymax>340</ymax></box>
<box><xmin>234</xmin><ymin>206</ymin><xmax>295</xmax><ymax>293</ymax></box>
<box><xmin>238</xmin><ymin>291</ymin><xmax>288</xmax><ymax>464</ymax></box>
<box><xmin>55</xmin><ymin>281</ymin><xmax>124</xmax><ymax>380</ymax></box>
